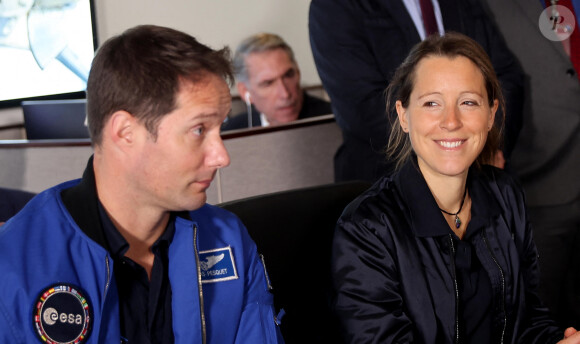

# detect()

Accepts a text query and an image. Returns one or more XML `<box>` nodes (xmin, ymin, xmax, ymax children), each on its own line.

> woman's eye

<box><xmin>462</xmin><ymin>100</ymin><xmax>478</xmax><ymax>106</ymax></box>
<box><xmin>193</xmin><ymin>127</ymin><xmax>204</xmax><ymax>136</ymax></box>
<box><xmin>423</xmin><ymin>101</ymin><xmax>437</xmax><ymax>107</ymax></box>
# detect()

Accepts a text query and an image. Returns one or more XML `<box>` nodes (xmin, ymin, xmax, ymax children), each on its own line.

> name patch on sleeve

<box><xmin>199</xmin><ymin>246</ymin><xmax>238</xmax><ymax>283</ymax></box>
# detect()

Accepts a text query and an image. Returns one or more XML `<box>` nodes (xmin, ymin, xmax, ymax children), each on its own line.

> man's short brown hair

<box><xmin>86</xmin><ymin>25</ymin><xmax>233</xmax><ymax>145</ymax></box>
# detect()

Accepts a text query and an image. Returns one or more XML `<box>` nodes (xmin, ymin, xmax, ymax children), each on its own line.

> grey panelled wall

<box><xmin>0</xmin><ymin>142</ymin><xmax>93</xmax><ymax>193</ymax></box>
<box><xmin>0</xmin><ymin>116</ymin><xmax>341</xmax><ymax>204</ymax></box>
<box><xmin>212</xmin><ymin>115</ymin><xmax>341</xmax><ymax>203</ymax></box>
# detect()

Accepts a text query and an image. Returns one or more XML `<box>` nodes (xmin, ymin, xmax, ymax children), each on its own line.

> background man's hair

<box><xmin>232</xmin><ymin>32</ymin><xmax>295</xmax><ymax>83</ymax></box>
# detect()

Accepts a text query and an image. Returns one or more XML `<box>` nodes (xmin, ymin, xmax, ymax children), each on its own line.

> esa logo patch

<box><xmin>199</xmin><ymin>246</ymin><xmax>238</xmax><ymax>283</ymax></box>
<box><xmin>33</xmin><ymin>284</ymin><xmax>92</xmax><ymax>344</ymax></box>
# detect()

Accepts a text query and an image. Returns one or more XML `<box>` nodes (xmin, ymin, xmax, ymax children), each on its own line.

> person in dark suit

<box><xmin>222</xmin><ymin>33</ymin><xmax>332</xmax><ymax>131</ymax></box>
<box><xmin>480</xmin><ymin>0</ymin><xmax>580</xmax><ymax>329</ymax></box>
<box><xmin>309</xmin><ymin>0</ymin><xmax>524</xmax><ymax>182</ymax></box>
<box><xmin>0</xmin><ymin>187</ymin><xmax>34</xmax><ymax>223</ymax></box>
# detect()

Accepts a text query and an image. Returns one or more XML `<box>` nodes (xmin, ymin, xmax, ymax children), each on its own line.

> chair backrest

<box><xmin>219</xmin><ymin>180</ymin><xmax>371</xmax><ymax>344</ymax></box>
<box><xmin>0</xmin><ymin>187</ymin><xmax>36</xmax><ymax>222</ymax></box>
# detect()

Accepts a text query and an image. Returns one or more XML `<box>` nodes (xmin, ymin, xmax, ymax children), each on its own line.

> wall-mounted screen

<box><xmin>0</xmin><ymin>0</ymin><xmax>97</xmax><ymax>108</ymax></box>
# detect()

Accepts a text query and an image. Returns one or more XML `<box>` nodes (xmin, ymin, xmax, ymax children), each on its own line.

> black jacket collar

<box><xmin>60</xmin><ymin>156</ymin><xmax>191</xmax><ymax>252</ymax></box>
<box><xmin>395</xmin><ymin>157</ymin><xmax>501</xmax><ymax>238</ymax></box>
<box><xmin>60</xmin><ymin>155</ymin><xmax>109</xmax><ymax>250</ymax></box>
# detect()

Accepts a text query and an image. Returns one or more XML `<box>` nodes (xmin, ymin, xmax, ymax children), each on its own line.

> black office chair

<box><xmin>0</xmin><ymin>187</ymin><xmax>36</xmax><ymax>223</ymax></box>
<box><xmin>219</xmin><ymin>181</ymin><xmax>371</xmax><ymax>344</ymax></box>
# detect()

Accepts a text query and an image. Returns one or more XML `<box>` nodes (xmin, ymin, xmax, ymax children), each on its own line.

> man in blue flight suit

<box><xmin>0</xmin><ymin>25</ymin><xmax>284</xmax><ymax>344</ymax></box>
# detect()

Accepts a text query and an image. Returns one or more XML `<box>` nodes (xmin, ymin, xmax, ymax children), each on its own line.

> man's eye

<box><xmin>259</xmin><ymin>80</ymin><xmax>274</xmax><ymax>88</ymax></box>
<box><xmin>423</xmin><ymin>101</ymin><xmax>437</xmax><ymax>107</ymax></box>
<box><xmin>193</xmin><ymin>127</ymin><xmax>204</xmax><ymax>136</ymax></box>
<box><xmin>284</xmin><ymin>69</ymin><xmax>296</xmax><ymax>78</ymax></box>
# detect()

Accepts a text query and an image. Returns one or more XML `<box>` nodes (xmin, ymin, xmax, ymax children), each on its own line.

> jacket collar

<box><xmin>60</xmin><ymin>156</ymin><xmax>192</xmax><ymax>252</ymax></box>
<box><xmin>437</xmin><ymin>0</ymin><xmax>464</xmax><ymax>33</ymax></box>
<box><xmin>60</xmin><ymin>155</ymin><xmax>109</xmax><ymax>250</ymax></box>
<box><xmin>380</xmin><ymin>0</ymin><xmax>421</xmax><ymax>42</ymax></box>
<box><xmin>394</xmin><ymin>156</ymin><xmax>501</xmax><ymax>238</ymax></box>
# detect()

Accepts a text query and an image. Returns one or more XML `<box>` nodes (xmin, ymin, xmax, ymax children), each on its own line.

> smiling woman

<box><xmin>331</xmin><ymin>32</ymin><xmax>579</xmax><ymax>343</ymax></box>
<box><xmin>395</xmin><ymin>55</ymin><xmax>498</xmax><ymax>187</ymax></box>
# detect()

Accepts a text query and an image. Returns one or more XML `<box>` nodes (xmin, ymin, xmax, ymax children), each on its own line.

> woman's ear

<box><xmin>396</xmin><ymin>100</ymin><xmax>409</xmax><ymax>133</ymax></box>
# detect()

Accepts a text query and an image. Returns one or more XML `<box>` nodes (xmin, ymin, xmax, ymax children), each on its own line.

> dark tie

<box><xmin>546</xmin><ymin>0</ymin><xmax>580</xmax><ymax>81</ymax></box>
<box><xmin>419</xmin><ymin>0</ymin><xmax>438</xmax><ymax>37</ymax></box>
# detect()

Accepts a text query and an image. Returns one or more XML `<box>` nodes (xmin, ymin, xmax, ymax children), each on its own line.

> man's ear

<box><xmin>108</xmin><ymin>110</ymin><xmax>137</xmax><ymax>146</ymax></box>
<box><xmin>237</xmin><ymin>83</ymin><xmax>250</xmax><ymax>105</ymax></box>
<box><xmin>395</xmin><ymin>100</ymin><xmax>409</xmax><ymax>133</ymax></box>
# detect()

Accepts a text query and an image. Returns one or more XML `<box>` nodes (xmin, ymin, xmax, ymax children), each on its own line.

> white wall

<box><xmin>0</xmin><ymin>0</ymin><xmax>320</xmax><ymax>129</ymax></box>
<box><xmin>94</xmin><ymin>0</ymin><xmax>319</xmax><ymax>86</ymax></box>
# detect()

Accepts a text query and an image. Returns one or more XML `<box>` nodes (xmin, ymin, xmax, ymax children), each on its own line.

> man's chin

<box><xmin>177</xmin><ymin>193</ymin><xmax>207</xmax><ymax>212</ymax></box>
<box><xmin>273</xmin><ymin>111</ymin><xmax>300</xmax><ymax>124</ymax></box>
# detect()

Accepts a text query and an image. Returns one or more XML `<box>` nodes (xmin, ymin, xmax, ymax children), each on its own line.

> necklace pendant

<box><xmin>454</xmin><ymin>216</ymin><xmax>461</xmax><ymax>229</ymax></box>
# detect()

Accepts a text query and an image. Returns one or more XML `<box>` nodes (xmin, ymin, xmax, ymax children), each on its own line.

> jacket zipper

<box><xmin>193</xmin><ymin>224</ymin><xmax>207</xmax><ymax>344</ymax></box>
<box><xmin>104</xmin><ymin>255</ymin><xmax>111</xmax><ymax>298</ymax></box>
<box><xmin>448</xmin><ymin>234</ymin><xmax>460</xmax><ymax>344</ymax></box>
<box><xmin>481</xmin><ymin>230</ymin><xmax>506</xmax><ymax>344</ymax></box>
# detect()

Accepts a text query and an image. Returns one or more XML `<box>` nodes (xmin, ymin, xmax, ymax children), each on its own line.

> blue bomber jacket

<box><xmin>332</xmin><ymin>159</ymin><xmax>564</xmax><ymax>344</ymax></box>
<box><xmin>0</xmin><ymin>160</ymin><xmax>284</xmax><ymax>344</ymax></box>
